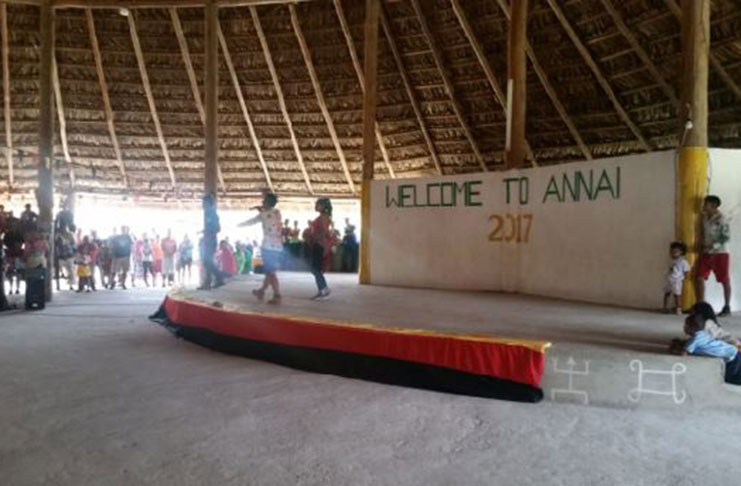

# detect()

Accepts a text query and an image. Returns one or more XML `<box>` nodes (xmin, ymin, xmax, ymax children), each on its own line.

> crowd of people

<box><xmin>1</xmin><ymin>193</ymin><xmax>359</xmax><ymax>301</ymax></box>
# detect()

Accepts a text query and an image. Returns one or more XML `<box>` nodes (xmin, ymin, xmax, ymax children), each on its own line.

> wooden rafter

<box><xmin>250</xmin><ymin>6</ymin><xmax>314</xmax><ymax>195</ymax></box>
<box><xmin>450</xmin><ymin>0</ymin><xmax>537</xmax><ymax>166</ymax></box>
<box><xmin>379</xmin><ymin>4</ymin><xmax>442</xmax><ymax>175</ymax></box>
<box><xmin>217</xmin><ymin>23</ymin><xmax>274</xmax><ymax>192</ymax></box>
<box><xmin>127</xmin><ymin>10</ymin><xmax>177</xmax><ymax>190</ymax></box>
<box><xmin>52</xmin><ymin>55</ymin><xmax>75</xmax><ymax>187</ymax></box>
<box><xmin>599</xmin><ymin>0</ymin><xmax>679</xmax><ymax>107</ymax></box>
<box><xmin>663</xmin><ymin>0</ymin><xmax>741</xmax><ymax>100</ymax></box>
<box><xmin>290</xmin><ymin>4</ymin><xmax>356</xmax><ymax>194</ymax></box>
<box><xmin>1</xmin><ymin>2</ymin><xmax>13</xmax><ymax>187</ymax></box>
<box><xmin>492</xmin><ymin>0</ymin><xmax>591</xmax><ymax>161</ymax></box>
<box><xmin>170</xmin><ymin>7</ymin><xmax>226</xmax><ymax>194</ymax></box>
<box><xmin>409</xmin><ymin>0</ymin><xmax>488</xmax><ymax>172</ymax></box>
<box><xmin>545</xmin><ymin>0</ymin><xmax>652</xmax><ymax>151</ymax></box>
<box><xmin>86</xmin><ymin>8</ymin><xmax>128</xmax><ymax>188</ymax></box>
<box><xmin>332</xmin><ymin>0</ymin><xmax>394</xmax><ymax>179</ymax></box>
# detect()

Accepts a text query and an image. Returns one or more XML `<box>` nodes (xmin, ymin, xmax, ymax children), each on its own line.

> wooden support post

<box><xmin>38</xmin><ymin>0</ymin><xmax>55</xmax><ymax>302</ymax></box>
<box><xmin>204</xmin><ymin>1</ymin><xmax>219</xmax><ymax>198</ymax></box>
<box><xmin>677</xmin><ymin>0</ymin><xmax>710</xmax><ymax>310</ymax></box>
<box><xmin>171</xmin><ymin>7</ymin><xmax>226</xmax><ymax>195</ymax></box>
<box><xmin>359</xmin><ymin>0</ymin><xmax>378</xmax><ymax>284</ymax></box>
<box><xmin>1</xmin><ymin>2</ymin><xmax>12</xmax><ymax>189</ymax></box>
<box><xmin>505</xmin><ymin>0</ymin><xmax>527</xmax><ymax>169</ymax></box>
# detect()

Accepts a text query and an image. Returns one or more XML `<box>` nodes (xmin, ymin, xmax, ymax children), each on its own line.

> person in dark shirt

<box><xmin>109</xmin><ymin>226</ymin><xmax>133</xmax><ymax>289</ymax></box>
<box><xmin>199</xmin><ymin>193</ymin><xmax>225</xmax><ymax>290</ymax></box>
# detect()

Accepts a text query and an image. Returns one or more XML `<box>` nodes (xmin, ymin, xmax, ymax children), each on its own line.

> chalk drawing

<box><xmin>551</xmin><ymin>357</ymin><xmax>590</xmax><ymax>405</ymax></box>
<box><xmin>628</xmin><ymin>359</ymin><xmax>687</xmax><ymax>405</ymax></box>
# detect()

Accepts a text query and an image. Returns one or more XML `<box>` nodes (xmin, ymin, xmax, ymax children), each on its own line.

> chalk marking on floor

<box><xmin>550</xmin><ymin>357</ymin><xmax>590</xmax><ymax>405</ymax></box>
<box><xmin>628</xmin><ymin>359</ymin><xmax>687</xmax><ymax>405</ymax></box>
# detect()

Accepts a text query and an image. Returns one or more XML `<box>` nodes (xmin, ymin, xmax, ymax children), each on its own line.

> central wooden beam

<box><xmin>679</xmin><ymin>0</ymin><xmax>709</xmax><ymax>147</ymax></box>
<box><xmin>52</xmin><ymin>55</ymin><xmax>76</xmax><ymax>188</ymax></box>
<box><xmin>250</xmin><ymin>6</ymin><xmax>313</xmax><ymax>195</ymax></box>
<box><xmin>505</xmin><ymin>0</ymin><xmax>528</xmax><ymax>168</ymax></box>
<box><xmin>379</xmin><ymin>5</ymin><xmax>442</xmax><ymax>175</ymax></box>
<box><xmin>545</xmin><ymin>0</ymin><xmax>651</xmax><ymax>152</ymax></box>
<box><xmin>493</xmin><ymin>0</ymin><xmax>591</xmax><ymax>161</ymax></box>
<box><xmin>87</xmin><ymin>8</ymin><xmax>128</xmax><ymax>188</ymax></box>
<box><xmin>290</xmin><ymin>4</ymin><xmax>356</xmax><ymax>195</ymax></box>
<box><xmin>217</xmin><ymin>24</ymin><xmax>274</xmax><ymax>192</ymax></box>
<box><xmin>170</xmin><ymin>7</ymin><xmax>226</xmax><ymax>195</ymax></box>
<box><xmin>38</xmin><ymin>0</ymin><xmax>55</xmax><ymax>302</ymax></box>
<box><xmin>409</xmin><ymin>0</ymin><xmax>488</xmax><ymax>172</ymax></box>
<box><xmin>204</xmin><ymin>1</ymin><xmax>219</xmax><ymax>197</ymax></box>
<box><xmin>1</xmin><ymin>2</ymin><xmax>13</xmax><ymax>188</ymax></box>
<box><xmin>127</xmin><ymin>10</ymin><xmax>177</xmax><ymax>191</ymax></box>
<box><xmin>332</xmin><ymin>0</ymin><xmax>394</xmax><ymax>179</ymax></box>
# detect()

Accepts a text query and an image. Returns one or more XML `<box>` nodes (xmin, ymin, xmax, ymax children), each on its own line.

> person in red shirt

<box><xmin>160</xmin><ymin>230</ymin><xmax>178</xmax><ymax>287</ymax></box>
<box><xmin>218</xmin><ymin>240</ymin><xmax>238</xmax><ymax>277</ymax></box>
<box><xmin>306</xmin><ymin>198</ymin><xmax>334</xmax><ymax>300</ymax></box>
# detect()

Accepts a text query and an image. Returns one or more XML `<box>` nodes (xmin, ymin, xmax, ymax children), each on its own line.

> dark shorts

<box><xmin>697</xmin><ymin>253</ymin><xmax>730</xmax><ymax>283</ymax></box>
<box><xmin>262</xmin><ymin>249</ymin><xmax>282</xmax><ymax>273</ymax></box>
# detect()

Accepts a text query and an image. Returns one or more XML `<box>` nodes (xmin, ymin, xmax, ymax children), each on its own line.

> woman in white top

<box><xmin>239</xmin><ymin>193</ymin><xmax>283</xmax><ymax>304</ymax></box>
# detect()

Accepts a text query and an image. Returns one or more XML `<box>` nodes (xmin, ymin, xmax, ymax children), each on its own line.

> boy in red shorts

<box><xmin>696</xmin><ymin>195</ymin><xmax>731</xmax><ymax>316</ymax></box>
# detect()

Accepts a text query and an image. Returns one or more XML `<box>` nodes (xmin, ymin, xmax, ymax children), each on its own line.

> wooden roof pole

<box><xmin>170</xmin><ymin>7</ymin><xmax>226</xmax><ymax>195</ymax></box>
<box><xmin>38</xmin><ymin>0</ymin><xmax>54</xmax><ymax>302</ymax></box>
<box><xmin>290</xmin><ymin>4</ymin><xmax>356</xmax><ymax>195</ymax></box>
<box><xmin>599</xmin><ymin>0</ymin><xmax>679</xmax><ymax>107</ymax></box>
<box><xmin>1</xmin><ymin>2</ymin><xmax>13</xmax><ymax>188</ymax></box>
<box><xmin>505</xmin><ymin>0</ymin><xmax>528</xmax><ymax>169</ymax></box>
<box><xmin>663</xmin><ymin>0</ymin><xmax>741</xmax><ymax>101</ymax></box>
<box><xmin>332</xmin><ymin>0</ymin><xmax>394</xmax><ymax>179</ymax></box>
<box><xmin>250</xmin><ymin>6</ymin><xmax>314</xmax><ymax>195</ymax></box>
<box><xmin>409</xmin><ymin>0</ymin><xmax>488</xmax><ymax>172</ymax></box>
<box><xmin>86</xmin><ymin>9</ymin><xmax>128</xmax><ymax>188</ymax></box>
<box><xmin>52</xmin><ymin>55</ymin><xmax>75</xmax><ymax>188</ymax></box>
<box><xmin>545</xmin><ymin>0</ymin><xmax>652</xmax><ymax>151</ymax></box>
<box><xmin>379</xmin><ymin>5</ymin><xmax>442</xmax><ymax>175</ymax></box>
<box><xmin>217</xmin><ymin>24</ymin><xmax>274</xmax><ymax>192</ymax></box>
<box><xmin>204</xmin><ymin>0</ymin><xmax>218</xmax><ymax>198</ymax></box>
<box><xmin>127</xmin><ymin>10</ymin><xmax>177</xmax><ymax>191</ymax></box>
<box><xmin>491</xmin><ymin>0</ymin><xmax>587</xmax><ymax>161</ymax></box>
<box><xmin>450</xmin><ymin>0</ymin><xmax>537</xmax><ymax>167</ymax></box>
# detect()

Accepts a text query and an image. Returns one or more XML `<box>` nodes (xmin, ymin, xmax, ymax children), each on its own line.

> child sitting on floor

<box><xmin>683</xmin><ymin>302</ymin><xmax>741</xmax><ymax>385</ymax></box>
<box><xmin>663</xmin><ymin>241</ymin><xmax>690</xmax><ymax>315</ymax></box>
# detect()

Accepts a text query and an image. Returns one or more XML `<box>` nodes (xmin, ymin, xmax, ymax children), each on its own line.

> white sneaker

<box><xmin>310</xmin><ymin>292</ymin><xmax>323</xmax><ymax>301</ymax></box>
<box><xmin>318</xmin><ymin>288</ymin><xmax>331</xmax><ymax>300</ymax></box>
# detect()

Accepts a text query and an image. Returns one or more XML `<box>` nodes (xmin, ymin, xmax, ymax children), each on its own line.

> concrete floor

<box><xmin>2</xmin><ymin>282</ymin><xmax>741</xmax><ymax>485</ymax></box>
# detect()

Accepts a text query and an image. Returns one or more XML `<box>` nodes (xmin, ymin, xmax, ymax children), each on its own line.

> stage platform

<box><xmin>152</xmin><ymin>273</ymin><xmax>741</xmax><ymax>409</ymax></box>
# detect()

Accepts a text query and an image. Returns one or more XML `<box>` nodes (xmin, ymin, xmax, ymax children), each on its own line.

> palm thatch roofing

<box><xmin>1</xmin><ymin>0</ymin><xmax>740</xmax><ymax>201</ymax></box>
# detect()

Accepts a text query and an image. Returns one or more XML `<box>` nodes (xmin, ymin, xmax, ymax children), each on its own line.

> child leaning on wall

<box><xmin>663</xmin><ymin>241</ymin><xmax>690</xmax><ymax>315</ymax></box>
<box><xmin>683</xmin><ymin>302</ymin><xmax>741</xmax><ymax>385</ymax></box>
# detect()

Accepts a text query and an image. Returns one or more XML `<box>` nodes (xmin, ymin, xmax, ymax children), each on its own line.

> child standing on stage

<box><xmin>306</xmin><ymin>198</ymin><xmax>334</xmax><ymax>301</ymax></box>
<box><xmin>663</xmin><ymin>241</ymin><xmax>690</xmax><ymax>315</ymax></box>
<box><xmin>239</xmin><ymin>193</ymin><xmax>283</xmax><ymax>305</ymax></box>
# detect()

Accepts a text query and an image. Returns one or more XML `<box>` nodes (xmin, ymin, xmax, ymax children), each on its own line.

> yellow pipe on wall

<box><xmin>677</xmin><ymin>146</ymin><xmax>708</xmax><ymax>310</ymax></box>
<box><xmin>359</xmin><ymin>179</ymin><xmax>372</xmax><ymax>284</ymax></box>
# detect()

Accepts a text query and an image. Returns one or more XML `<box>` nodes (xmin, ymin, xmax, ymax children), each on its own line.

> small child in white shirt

<box><xmin>663</xmin><ymin>241</ymin><xmax>690</xmax><ymax>315</ymax></box>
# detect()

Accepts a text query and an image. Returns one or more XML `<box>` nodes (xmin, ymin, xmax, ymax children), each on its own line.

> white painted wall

<box><xmin>369</xmin><ymin>151</ymin><xmax>677</xmax><ymax>309</ymax></box>
<box><xmin>704</xmin><ymin>149</ymin><xmax>741</xmax><ymax>311</ymax></box>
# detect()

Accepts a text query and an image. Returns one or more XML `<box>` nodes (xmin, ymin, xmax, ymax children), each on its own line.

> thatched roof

<box><xmin>1</xmin><ymin>0</ymin><xmax>740</xmax><ymax>200</ymax></box>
